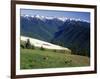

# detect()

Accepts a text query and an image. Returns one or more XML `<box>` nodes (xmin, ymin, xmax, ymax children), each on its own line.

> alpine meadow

<box><xmin>20</xmin><ymin>9</ymin><xmax>90</xmax><ymax>69</ymax></box>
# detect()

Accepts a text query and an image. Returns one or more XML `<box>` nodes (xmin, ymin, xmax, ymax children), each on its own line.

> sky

<box><xmin>20</xmin><ymin>9</ymin><xmax>90</xmax><ymax>22</ymax></box>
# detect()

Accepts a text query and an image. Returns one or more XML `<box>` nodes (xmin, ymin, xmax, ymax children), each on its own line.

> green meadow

<box><xmin>20</xmin><ymin>47</ymin><xmax>90</xmax><ymax>69</ymax></box>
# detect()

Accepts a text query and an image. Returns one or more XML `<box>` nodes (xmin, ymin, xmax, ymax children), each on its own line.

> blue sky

<box><xmin>20</xmin><ymin>9</ymin><xmax>90</xmax><ymax>22</ymax></box>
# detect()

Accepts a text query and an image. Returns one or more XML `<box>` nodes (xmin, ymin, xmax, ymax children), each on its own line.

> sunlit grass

<box><xmin>20</xmin><ymin>48</ymin><xmax>90</xmax><ymax>69</ymax></box>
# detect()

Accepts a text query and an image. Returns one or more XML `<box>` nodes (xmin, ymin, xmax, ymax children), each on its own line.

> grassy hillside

<box><xmin>20</xmin><ymin>48</ymin><xmax>90</xmax><ymax>69</ymax></box>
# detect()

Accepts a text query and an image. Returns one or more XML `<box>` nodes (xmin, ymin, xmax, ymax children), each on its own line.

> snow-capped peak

<box><xmin>21</xmin><ymin>14</ymin><xmax>30</xmax><ymax>18</ymax></box>
<box><xmin>33</xmin><ymin>14</ymin><xmax>46</xmax><ymax>21</ymax></box>
<box><xmin>34</xmin><ymin>14</ymin><xmax>41</xmax><ymax>18</ymax></box>
<box><xmin>45</xmin><ymin>16</ymin><xmax>54</xmax><ymax>20</ymax></box>
<box><xmin>21</xmin><ymin>14</ymin><xmax>89</xmax><ymax>23</ymax></box>
<box><xmin>21</xmin><ymin>14</ymin><xmax>63</xmax><ymax>22</ymax></box>
<box><xmin>57</xmin><ymin>17</ymin><xmax>68</xmax><ymax>22</ymax></box>
<box><xmin>21</xmin><ymin>14</ymin><xmax>67</xmax><ymax>21</ymax></box>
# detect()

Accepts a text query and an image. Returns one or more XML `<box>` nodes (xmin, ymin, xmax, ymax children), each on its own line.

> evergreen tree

<box><xmin>25</xmin><ymin>39</ymin><xmax>31</xmax><ymax>49</ymax></box>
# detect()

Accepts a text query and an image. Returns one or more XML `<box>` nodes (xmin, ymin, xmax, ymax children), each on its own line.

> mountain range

<box><xmin>21</xmin><ymin>15</ymin><xmax>64</xmax><ymax>42</ymax></box>
<box><xmin>20</xmin><ymin>15</ymin><xmax>90</xmax><ymax>56</ymax></box>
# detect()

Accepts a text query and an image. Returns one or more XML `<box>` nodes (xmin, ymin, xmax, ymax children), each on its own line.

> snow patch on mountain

<box><xmin>21</xmin><ymin>14</ymin><xmax>89</xmax><ymax>23</ymax></box>
<box><xmin>21</xmin><ymin>36</ymin><xmax>71</xmax><ymax>53</ymax></box>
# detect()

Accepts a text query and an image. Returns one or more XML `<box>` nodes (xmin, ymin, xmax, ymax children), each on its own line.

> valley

<box><xmin>21</xmin><ymin>15</ymin><xmax>90</xmax><ymax>57</ymax></box>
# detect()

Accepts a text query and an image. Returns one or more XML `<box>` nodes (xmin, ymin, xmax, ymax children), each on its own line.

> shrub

<box><xmin>53</xmin><ymin>49</ymin><xmax>57</xmax><ymax>52</ymax></box>
<box><xmin>40</xmin><ymin>46</ymin><xmax>45</xmax><ymax>50</ymax></box>
<box><xmin>64</xmin><ymin>60</ymin><xmax>72</xmax><ymax>64</ymax></box>
<box><xmin>43</xmin><ymin>56</ymin><xmax>48</xmax><ymax>60</ymax></box>
<box><xmin>31</xmin><ymin>45</ymin><xmax>35</xmax><ymax>49</ymax></box>
<box><xmin>20</xmin><ymin>44</ymin><xmax>25</xmax><ymax>48</ymax></box>
<box><xmin>20</xmin><ymin>40</ymin><xmax>35</xmax><ymax>49</ymax></box>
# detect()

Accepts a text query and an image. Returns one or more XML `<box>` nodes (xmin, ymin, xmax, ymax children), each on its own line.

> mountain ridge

<box><xmin>20</xmin><ymin>14</ymin><xmax>90</xmax><ymax>56</ymax></box>
<box><xmin>21</xmin><ymin>14</ymin><xmax>90</xmax><ymax>23</ymax></box>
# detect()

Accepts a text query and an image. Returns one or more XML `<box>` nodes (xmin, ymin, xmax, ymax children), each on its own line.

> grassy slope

<box><xmin>20</xmin><ymin>48</ymin><xmax>90</xmax><ymax>69</ymax></box>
